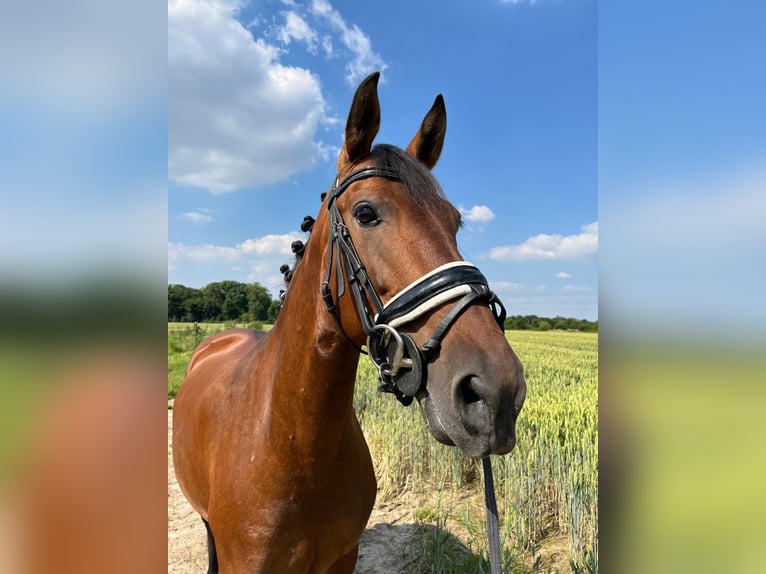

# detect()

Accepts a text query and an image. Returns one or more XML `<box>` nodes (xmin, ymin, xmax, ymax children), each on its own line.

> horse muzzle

<box><xmin>419</xmin><ymin>365</ymin><xmax>524</xmax><ymax>459</ymax></box>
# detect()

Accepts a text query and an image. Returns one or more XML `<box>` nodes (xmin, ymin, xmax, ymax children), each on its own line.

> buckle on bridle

<box><xmin>368</xmin><ymin>325</ymin><xmax>411</xmax><ymax>378</ymax></box>
<box><xmin>368</xmin><ymin>324</ymin><xmax>424</xmax><ymax>400</ymax></box>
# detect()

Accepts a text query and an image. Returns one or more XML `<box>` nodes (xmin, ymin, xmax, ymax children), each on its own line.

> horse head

<box><xmin>319</xmin><ymin>72</ymin><xmax>526</xmax><ymax>459</ymax></box>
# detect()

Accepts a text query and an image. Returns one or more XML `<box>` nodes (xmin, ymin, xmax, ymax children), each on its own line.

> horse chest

<box><xmin>234</xmin><ymin>484</ymin><xmax>372</xmax><ymax>572</ymax></box>
<box><xmin>217</xmin><ymin>439</ymin><xmax>375</xmax><ymax>567</ymax></box>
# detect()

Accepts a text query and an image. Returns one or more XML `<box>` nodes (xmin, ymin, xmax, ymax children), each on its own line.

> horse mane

<box><xmin>368</xmin><ymin>144</ymin><xmax>448</xmax><ymax>210</ymax></box>
<box><xmin>277</xmin><ymin>144</ymin><xmax>451</xmax><ymax>310</ymax></box>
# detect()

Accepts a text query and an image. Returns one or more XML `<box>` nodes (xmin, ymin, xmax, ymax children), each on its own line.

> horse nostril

<box><xmin>456</xmin><ymin>376</ymin><xmax>484</xmax><ymax>406</ymax></box>
<box><xmin>454</xmin><ymin>376</ymin><xmax>492</xmax><ymax>437</ymax></box>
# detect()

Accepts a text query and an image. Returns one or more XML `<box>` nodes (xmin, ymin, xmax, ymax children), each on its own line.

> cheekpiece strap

<box><xmin>321</xmin><ymin>165</ymin><xmax>403</xmax><ymax>348</ymax></box>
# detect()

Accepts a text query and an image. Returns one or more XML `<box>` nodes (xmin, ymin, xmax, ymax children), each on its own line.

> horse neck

<box><xmin>260</xmin><ymin>214</ymin><xmax>362</xmax><ymax>445</ymax></box>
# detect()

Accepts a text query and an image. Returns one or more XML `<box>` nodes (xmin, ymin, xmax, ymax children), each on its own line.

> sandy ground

<box><xmin>168</xmin><ymin>405</ymin><xmax>423</xmax><ymax>573</ymax></box>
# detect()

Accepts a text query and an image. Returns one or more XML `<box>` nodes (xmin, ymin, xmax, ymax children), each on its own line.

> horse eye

<box><xmin>353</xmin><ymin>204</ymin><xmax>380</xmax><ymax>227</ymax></box>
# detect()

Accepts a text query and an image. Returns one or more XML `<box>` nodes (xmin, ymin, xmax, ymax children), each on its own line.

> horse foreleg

<box><xmin>327</xmin><ymin>545</ymin><xmax>358</xmax><ymax>574</ymax></box>
<box><xmin>202</xmin><ymin>518</ymin><xmax>218</xmax><ymax>574</ymax></box>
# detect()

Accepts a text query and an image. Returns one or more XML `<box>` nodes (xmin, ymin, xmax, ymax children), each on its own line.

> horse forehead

<box><xmin>356</xmin><ymin>176</ymin><xmax>450</xmax><ymax>212</ymax></box>
<box><xmin>336</xmin><ymin>164</ymin><xmax>458</xmax><ymax>231</ymax></box>
<box><xmin>401</xmin><ymin>193</ymin><xmax>460</xmax><ymax>232</ymax></box>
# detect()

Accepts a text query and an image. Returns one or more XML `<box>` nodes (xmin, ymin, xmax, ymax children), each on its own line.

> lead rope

<box><xmin>483</xmin><ymin>457</ymin><xmax>503</xmax><ymax>574</ymax></box>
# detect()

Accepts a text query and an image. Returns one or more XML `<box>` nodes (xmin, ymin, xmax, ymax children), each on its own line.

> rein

<box><xmin>321</xmin><ymin>165</ymin><xmax>507</xmax><ymax>573</ymax></box>
<box><xmin>483</xmin><ymin>457</ymin><xmax>503</xmax><ymax>574</ymax></box>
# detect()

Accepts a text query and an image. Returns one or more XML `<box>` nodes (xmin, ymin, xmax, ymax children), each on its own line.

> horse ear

<box><xmin>338</xmin><ymin>72</ymin><xmax>381</xmax><ymax>170</ymax></box>
<box><xmin>405</xmin><ymin>94</ymin><xmax>447</xmax><ymax>170</ymax></box>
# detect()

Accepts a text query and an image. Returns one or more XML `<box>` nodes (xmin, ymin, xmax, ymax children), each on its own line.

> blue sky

<box><xmin>168</xmin><ymin>0</ymin><xmax>598</xmax><ymax>320</ymax></box>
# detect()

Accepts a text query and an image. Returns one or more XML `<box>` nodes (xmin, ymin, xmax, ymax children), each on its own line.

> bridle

<box><xmin>321</xmin><ymin>165</ymin><xmax>507</xmax><ymax>406</ymax></box>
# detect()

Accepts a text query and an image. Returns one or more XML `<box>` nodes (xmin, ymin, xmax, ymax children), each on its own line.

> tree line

<box><xmin>168</xmin><ymin>282</ymin><xmax>597</xmax><ymax>332</ymax></box>
<box><xmin>503</xmin><ymin>315</ymin><xmax>597</xmax><ymax>332</ymax></box>
<box><xmin>168</xmin><ymin>281</ymin><xmax>280</xmax><ymax>323</ymax></box>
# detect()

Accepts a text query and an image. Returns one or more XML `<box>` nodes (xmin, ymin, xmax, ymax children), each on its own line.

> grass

<box><xmin>167</xmin><ymin>322</ymin><xmax>271</xmax><ymax>398</ymax></box>
<box><xmin>167</xmin><ymin>324</ymin><xmax>208</xmax><ymax>399</ymax></box>
<box><xmin>168</xmin><ymin>326</ymin><xmax>597</xmax><ymax>571</ymax></box>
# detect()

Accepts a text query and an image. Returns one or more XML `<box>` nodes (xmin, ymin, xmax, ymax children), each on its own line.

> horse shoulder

<box><xmin>173</xmin><ymin>329</ymin><xmax>268</xmax><ymax>515</ymax></box>
<box><xmin>186</xmin><ymin>328</ymin><xmax>266</xmax><ymax>376</ymax></box>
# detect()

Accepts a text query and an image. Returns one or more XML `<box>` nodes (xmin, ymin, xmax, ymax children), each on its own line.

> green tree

<box><xmin>222</xmin><ymin>282</ymin><xmax>248</xmax><ymax>321</ymax></box>
<box><xmin>168</xmin><ymin>284</ymin><xmax>194</xmax><ymax>322</ymax></box>
<box><xmin>246</xmin><ymin>283</ymin><xmax>273</xmax><ymax>322</ymax></box>
<box><xmin>183</xmin><ymin>289</ymin><xmax>204</xmax><ymax>322</ymax></box>
<box><xmin>196</xmin><ymin>280</ymin><xmax>255</xmax><ymax>322</ymax></box>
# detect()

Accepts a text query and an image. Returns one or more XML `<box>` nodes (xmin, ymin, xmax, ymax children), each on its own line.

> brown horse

<box><xmin>172</xmin><ymin>72</ymin><xmax>526</xmax><ymax>573</ymax></box>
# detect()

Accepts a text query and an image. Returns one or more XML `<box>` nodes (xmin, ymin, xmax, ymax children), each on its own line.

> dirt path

<box><xmin>168</xmin><ymin>406</ymin><xmax>423</xmax><ymax>573</ymax></box>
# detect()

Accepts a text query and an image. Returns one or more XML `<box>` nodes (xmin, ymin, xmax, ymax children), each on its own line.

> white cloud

<box><xmin>181</xmin><ymin>210</ymin><xmax>213</xmax><ymax>223</ymax></box>
<box><xmin>168</xmin><ymin>0</ymin><xmax>332</xmax><ymax>193</ymax></box>
<box><xmin>168</xmin><ymin>242</ymin><xmax>241</xmax><ymax>262</ymax></box>
<box><xmin>562</xmin><ymin>285</ymin><xmax>588</xmax><ymax>292</ymax></box>
<box><xmin>169</xmin><ymin>231</ymin><xmax>306</xmax><ymax>295</ymax></box>
<box><xmin>321</xmin><ymin>35</ymin><xmax>335</xmax><ymax>58</ymax></box>
<box><xmin>309</xmin><ymin>0</ymin><xmax>387</xmax><ymax>84</ymax></box>
<box><xmin>238</xmin><ymin>232</ymin><xmax>304</xmax><ymax>255</ymax></box>
<box><xmin>278</xmin><ymin>11</ymin><xmax>319</xmax><ymax>52</ymax></box>
<box><xmin>459</xmin><ymin>205</ymin><xmax>495</xmax><ymax>224</ymax></box>
<box><xmin>243</xmin><ymin>263</ymin><xmax>287</xmax><ymax>291</ymax></box>
<box><xmin>489</xmin><ymin>222</ymin><xmax>598</xmax><ymax>262</ymax></box>
<box><xmin>556</xmin><ymin>271</ymin><xmax>572</xmax><ymax>279</ymax></box>
<box><xmin>491</xmin><ymin>281</ymin><xmax>525</xmax><ymax>292</ymax></box>
<box><xmin>169</xmin><ymin>232</ymin><xmax>303</xmax><ymax>262</ymax></box>
<box><xmin>167</xmin><ymin>0</ymin><xmax>387</xmax><ymax>192</ymax></box>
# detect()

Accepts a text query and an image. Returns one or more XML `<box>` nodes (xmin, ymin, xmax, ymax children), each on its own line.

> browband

<box><xmin>326</xmin><ymin>165</ymin><xmax>401</xmax><ymax>208</ymax></box>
